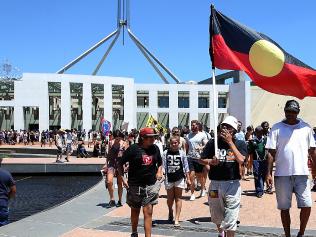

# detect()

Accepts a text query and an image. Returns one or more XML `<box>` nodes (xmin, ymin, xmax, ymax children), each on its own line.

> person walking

<box><xmin>105</xmin><ymin>130</ymin><xmax>128</xmax><ymax>208</ymax></box>
<box><xmin>65</xmin><ymin>130</ymin><xmax>72</xmax><ymax>162</ymax></box>
<box><xmin>248</xmin><ymin>126</ymin><xmax>267</xmax><ymax>198</ymax></box>
<box><xmin>198</xmin><ymin>116</ymin><xmax>247</xmax><ymax>237</ymax></box>
<box><xmin>185</xmin><ymin>120</ymin><xmax>208</xmax><ymax>201</ymax></box>
<box><xmin>266</xmin><ymin>100</ymin><xmax>316</xmax><ymax>237</ymax></box>
<box><xmin>0</xmin><ymin>163</ymin><xmax>16</xmax><ymax>226</ymax></box>
<box><xmin>55</xmin><ymin>129</ymin><xmax>66</xmax><ymax>162</ymax></box>
<box><xmin>118</xmin><ymin>127</ymin><xmax>163</xmax><ymax>237</ymax></box>
<box><xmin>162</xmin><ymin>136</ymin><xmax>190</xmax><ymax>227</ymax></box>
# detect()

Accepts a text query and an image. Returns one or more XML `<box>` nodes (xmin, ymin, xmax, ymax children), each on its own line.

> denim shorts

<box><xmin>274</xmin><ymin>175</ymin><xmax>312</xmax><ymax>210</ymax></box>
<box><xmin>208</xmin><ymin>180</ymin><xmax>241</xmax><ymax>231</ymax></box>
<box><xmin>126</xmin><ymin>181</ymin><xmax>161</xmax><ymax>209</ymax></box>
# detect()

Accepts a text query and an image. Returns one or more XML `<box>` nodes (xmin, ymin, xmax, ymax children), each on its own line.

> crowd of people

<box><xmin>101</xmin><ymin>99</ymin><xmax>316</xmax><ymax>237</ymax></box>
<box><xmin>1</xmin><ymin>99</ymin><xmax>316</xmax><ymax>237</ymax></box>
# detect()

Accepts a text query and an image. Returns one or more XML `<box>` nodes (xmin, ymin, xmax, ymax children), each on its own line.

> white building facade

<box><xmin>0</xmin><ymin>73</ymin><xmax>250</xmax><ymax>131</ymax></box>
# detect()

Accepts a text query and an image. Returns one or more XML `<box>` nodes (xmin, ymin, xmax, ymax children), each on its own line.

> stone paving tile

<box><xmin>107</xmin><ymin>177</ymin><xmax>316</xmax><ymax>231</ymax></box>
<box><xmin>61</xmin><ymin>228</ymin><xmax>172</xmax><ymax>237</ymax></box>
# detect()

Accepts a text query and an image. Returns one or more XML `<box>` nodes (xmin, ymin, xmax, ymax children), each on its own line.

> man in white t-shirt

<box><xmin>185</xmin><ymin>120</ymin><xmax>208</xmax><ymax>201</ymax></box>
<box><xmin>266</xmin><ymin>100</ymin><xmax>316</xmax><ymax>237</ymax></box>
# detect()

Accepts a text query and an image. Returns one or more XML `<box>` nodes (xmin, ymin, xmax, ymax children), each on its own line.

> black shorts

<box><xmin>188</xmin><ymin>158</ymin><xmax>204</xmax><ymax>173</ymax></box>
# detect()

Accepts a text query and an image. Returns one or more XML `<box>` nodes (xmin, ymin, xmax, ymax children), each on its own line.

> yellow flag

<box><xmin>146</xmin><ymin>115</ymin><xmax>155</xmax><ymax>127</ymax></box>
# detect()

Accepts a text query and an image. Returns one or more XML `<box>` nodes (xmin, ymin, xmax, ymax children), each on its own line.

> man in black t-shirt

<box><xmin>119</xmin><ymin>127</ymin><xmax>163</xmax><ymax>237</ymax></box>
<box><xmin>199</xmin><ymin>116</ymin><xmax>247</xmax><ymax>237</ymax></box>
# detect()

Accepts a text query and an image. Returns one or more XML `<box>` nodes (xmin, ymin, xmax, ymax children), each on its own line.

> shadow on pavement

<box><xmin>188</xmin><ymin>216</ymin><xmax>211</xmax><ymax>224</ymax></box>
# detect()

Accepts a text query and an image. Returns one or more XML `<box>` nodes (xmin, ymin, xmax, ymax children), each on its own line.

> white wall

<box><xmin>0</xmin><ymin>73</ymin><xmax>249</xmax><ymax>131</ymax></box>
<box><xmin>228</xmin><ymin>81</ymin><xmax>251</xmax><ymax>128</ymax></box>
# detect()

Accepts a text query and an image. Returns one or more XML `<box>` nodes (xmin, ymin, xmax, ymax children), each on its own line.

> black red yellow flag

<box><xmin>210</xmin><ymin>6</ymin><xmax>316</xmax><ymax>99</ymax></box>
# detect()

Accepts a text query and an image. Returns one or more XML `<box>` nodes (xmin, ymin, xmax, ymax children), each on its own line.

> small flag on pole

<box><xmin>210</xmin><ymin>6</ymin><xmax>316</xmax><ymax>99</ymax></box>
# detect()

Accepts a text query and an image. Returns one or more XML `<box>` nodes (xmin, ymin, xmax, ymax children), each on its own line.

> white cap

<box><xmin>221</xmin><ymin>116</ymin><xmax>238</xmax><ymax>131</ymax></box>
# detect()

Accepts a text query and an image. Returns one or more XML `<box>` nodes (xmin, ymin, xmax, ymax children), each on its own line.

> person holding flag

<box><xmin>198</xmin><ymin>116</ymin><xmax>247</xmax><ymax>237</ymax></box>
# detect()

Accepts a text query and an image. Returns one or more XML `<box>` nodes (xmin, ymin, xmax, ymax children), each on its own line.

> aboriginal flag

<box><xmin>210</xmin><ymin>6</ymin><xmax>316</xmax><ymax>99</ymax></box>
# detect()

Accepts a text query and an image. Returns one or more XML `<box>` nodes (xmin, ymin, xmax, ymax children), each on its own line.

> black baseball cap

<box><xmin>284</xmin><ymin>100</ymin><xmax>300</xmax><ymax>113</ymax></box>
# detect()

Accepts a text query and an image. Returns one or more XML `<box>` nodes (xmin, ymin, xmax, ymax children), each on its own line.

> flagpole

<box><xmin>211</xmin><ymin>68</ymin><xmax>219</xmax><ymax>157</ymax></box>
<box><xmin>210</xmin><ymin>4</ymin><xmax>218</xmax><ymax>157</ymax></box>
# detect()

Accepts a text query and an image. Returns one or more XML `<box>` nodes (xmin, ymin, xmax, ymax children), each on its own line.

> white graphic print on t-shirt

<box><xmin>167</xmin><ymin>154</ymin><xmax>182</xmax><ymax>173</ymax></box>
<box><xmin>218</xmin><ymin>149</ymin><xmax>236</xmax><ymax>163</ymax></box>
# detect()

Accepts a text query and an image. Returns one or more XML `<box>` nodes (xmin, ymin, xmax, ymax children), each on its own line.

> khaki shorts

<box><xmin>127</xmin><ymin>181</ymin><xmax>161</xmax><ymax>209</ymax></box>
<box><xmin>208</xmin><ymin>180</ymin><xmax>241</xmax><ymax>231</ymax></box>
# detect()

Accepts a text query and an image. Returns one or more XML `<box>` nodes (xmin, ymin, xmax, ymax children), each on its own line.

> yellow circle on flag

<box><xmin>249</xmin><ymin>39</ymin><xmax>285</xmax><ymax>77</ymax></box>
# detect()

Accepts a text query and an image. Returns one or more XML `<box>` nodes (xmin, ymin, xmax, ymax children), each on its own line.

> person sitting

<box><xmin>93</xmin><ymin>141</ymin><xmax>101</xmax><ymax>157</ymax></box>
<box><xmin>77</xmin><ymin>141</ymin><xmax>89</xmax><ymax>158</ymax></box>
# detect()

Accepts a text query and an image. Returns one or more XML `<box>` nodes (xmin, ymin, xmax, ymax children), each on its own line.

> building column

<box><xmin>61</xmin><ymin>81</ymin><xmax>71</xmax><ymax>129</ymax></box>
<box><xmin>228</xmin><ymin>81</ymin><xmax>251</xmax><ymax>127</ymax></box>
<box><xmin>123</xmin><ymin>83</ymin><xmax>134</xmax><ymax>131</ymax></box>
<box><xmin>103</xmin><ymin>83</ymin><xmax>112</xmax><ymax>125</ymax></box>
<box><xmin>82</xmin><ymin>82</ymin><xmax>92</xmax><ymax>132</ymax></box>
<box><xmin>169</xmin><ymin>87</ymin><xmax>178</xmax><ymax>128</ymax></box>
<box><xmin>14</xmin><ymin>106</ymin><xmax>24</xmax><ymax>131</ymax></box>
<box><xmin>190</xmin><ymin>89</ymin><xmax>199</xmax><ymax>121</ymax></box>
<box><xmin>39</xmin><ymin>81</ymin><xmax>49</xmax><ymax>131</ymax></box>
<box><xmin>149</xmin><ymin>89</ymin><xmax>157</xmax><ymax>120</ymax></box>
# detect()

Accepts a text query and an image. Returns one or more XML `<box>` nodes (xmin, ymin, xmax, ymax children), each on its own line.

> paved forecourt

<box><xmin>0</xmin><ymin>143</ymin><xmax>105</xmax><ymax>173</ymax></box>
<box><xmin>1</xmin><ymin>175</ymin><xmax>316</xmax><ymax>236</ymax></box>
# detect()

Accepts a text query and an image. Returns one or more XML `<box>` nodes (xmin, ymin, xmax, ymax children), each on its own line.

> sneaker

<box><xmin>200</xmin><ymin>189</ymin><xmax>207</xmax><ymax>197</ymax></box>
<box><xmin>266</xmin><ymin>187</ymin><xmax>273</xmax><ymax>194</ymax></box>
<box><xmin>131</xmin><ymin>232</ymin><xmax>138</xmax><ymax>237</ymax></box>
<box><xmin>195</xmin><ymin>185</ymin><xmax>201</xmax><ymax>192</ymax></box>
<box><xmin>108</xmin><ymin>200</ymin><xmax>116</xmax><ymax>207</ymax></box>
<box><xmin>116</xmin><ymin>201</ymin><xmax>122</xmax><ymax>207</ymax></box>
<box><xmin>190</xmin><ymin>194</ymin><xmax>196</xmax><ymax>201</ymax></box>
<box><xmin>256</xmin><ymin>193</ymin><xmax>263</xmax><ymax>198</ymax></box>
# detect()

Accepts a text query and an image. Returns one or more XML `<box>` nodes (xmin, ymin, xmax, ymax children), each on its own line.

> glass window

<box><xmin>158</xmin><ymin>112</ymin><xmax>169</xmax><ymax>128</ymax></box>
<box><xmin>48</xmin><ymin>82</ymin><xmax>61</xmax><ymax>129</ymax></box>
<box><xmin>112</xmin><ymin>85</ymin><xmax>124</xmax><ymax>130</ymax></box>
<box><xmin>24</xmin><ymin>107</ymin><xmax>39</xmax><ymax>130</ymax></box>
<box><xmin>198</xmin><ymin>91</ymin><xmax>209</xmax><ymax>108</ymax></box>
<box><xmin>70</xmin><ymin>83</ymin><xmax>83</xmax><ymax>129</ymax></box>
<box><xmin>0</xmin><ymin>82</ymin><xmax>14</xmax><ymax>100</ymax></box>
<box><xmin>92</xmin><ymin>84</ymin><xmax>104</xmax><ymax>131</ymax></box>
<box><xmin>136</xmin><ymin>112</ymin><xmax>149</xmax><ymax>130</ymax></box>
<box><xmin>178</xmin><ymin>91</ymin><xmax>190</xmax><ymax>108</ymax></box>
<box><xmin>198</xmin><ymin>113</ymin><xmax>210</xmax><ymax>128</ymax></box>
<box><xmin>158</xmin><ymin>91</ymin><xmax>169</xmax><ymax>108</ymax></box>
<box><xmin>137</xmin><ymin>91</ymin><xmax>149</xmax><ymax>108</ymax></box>
<box><xmin>0</xmin><ymin>107</ymin><xmax>14</xmax><ymax>130</ymax></box>
<box><xmin>218</xmin><ymin>92</ymin><xmax>228</xmax><ymax>108</ymax></box>
<box><xmin>178</xmin><ymin>112</ymin><xmax>190</xmax><ymax>127</ymax></box>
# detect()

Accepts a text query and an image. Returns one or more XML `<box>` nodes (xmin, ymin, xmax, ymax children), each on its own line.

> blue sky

<box><xmin>1</xmin><ymin>0</ymin><xmax>316</xmax><ymax>84</ymax></box>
